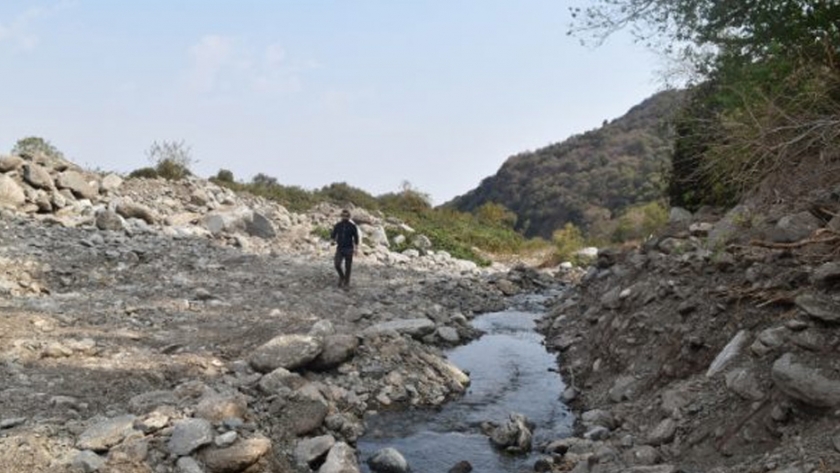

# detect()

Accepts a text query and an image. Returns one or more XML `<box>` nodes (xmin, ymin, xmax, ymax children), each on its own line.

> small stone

<box><xmin>725</xmin><ymin>368</ymin><xmax>765</xmax><ymax>400</ymax></box>
<box><xmin>646</xmin><ymin>418</ymin><xmax>677</xmax><ymax>446</ymax></box>
<box><xmin>168</xmin><ymin>418</ymin><xmax>214</xmax><ymax>456</ymax></box>
<box><xmin>833</xmin><ymin>433</ymin><xmax>840</xmax><ymax>453</ymax></box>
<box><xmin>436</xmin><ymin>326</ymin><xmax>460</xmax><ymax>344</ymax></box>
<box><xmin>200</xmin><ymin>437</ymin><xmax>272</xmax><ymax>472</ymax></box>
<box><xmin>72</xmin><ymin>450</ymin><xmax>105</xmax><ymax>473</ymax></box>
<box><xmin>215</xmin><ymin>431</ymin><xmax>238</xmax><ymax>448</ymax></box>
<box><xmin>584</xmin><ymin>426</ymin><xmax>610</xmax><ymax>441</ymax></box>
<box><xmin>771</xmin><ymin>353</ymin><xmax>840</xmax><ymax>407</ymax></box>
<box><xmin>176</xmin><ymin>456</ymin><xmax>205</xmax><ymax>473</ymax></box>
<box><xmin>95</xmin><ymin>210</ymin><xmax>125</xmax><ymax>232</ymax></box>
<box><xmin>367</xmin><ymin>447</ymin><xmax>410</xmax><ymax>473</ymax></box>
<box><xmin>448</xmin><ymin>461</ymin><xmax>473</xmax><ymax>473</ymax></box>
<box><xmin>100</xmin><ymin>173</ymin><xmax>123</xmax><ymax>192</ymax></box>
<box><xmin>295</xmin><ymin>435</ymin><xmax>336</xmax><ymax>467</ymax></box>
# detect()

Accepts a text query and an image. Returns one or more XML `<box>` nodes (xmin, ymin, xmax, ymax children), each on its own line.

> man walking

<box><xmin>331</xmin><ymin>209</ymin><xmax>359</xmax><ymax>288</ymax></box>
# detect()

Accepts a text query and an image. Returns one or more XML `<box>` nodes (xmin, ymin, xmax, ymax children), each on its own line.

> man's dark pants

<box><xmin>334</xmin><ymin>249</ymin><xmax>353</xmax><ymax>286</ymax></box>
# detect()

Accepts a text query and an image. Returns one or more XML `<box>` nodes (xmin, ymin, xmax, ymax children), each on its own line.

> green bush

<box><xmin>214</xmin><ymin>169</ymin><xmax>235</xmax><ymax>183</ymax></box>
<box><xmin>11</xmin><ymin>136</ymin><xmax>64</xmax><ymax>160</ymax></box>
<box><xmin>128</xmin><ymin>167</ymin><xmax>159</xmax><ymax>179</ymax></box>
<box><xmin>147</xmin><ymin>140</ymin><xmax>194</xmax><ymax>181</ymax></box>
<box><xmin>611</xmin><ymin>201</ymin><xmax>668</xmax><ymax>243</ymax></box>
<box><xmin>552</xmin><ymin>223</ymin><xmax>585</xmax><ymax>263</ymax></box>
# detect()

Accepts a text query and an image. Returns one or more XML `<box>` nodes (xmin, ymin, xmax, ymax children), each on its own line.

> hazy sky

<box><xmin>0</xmin><ymin>0</ymin><xmax>664</xmax><ymax>204</ymax></box>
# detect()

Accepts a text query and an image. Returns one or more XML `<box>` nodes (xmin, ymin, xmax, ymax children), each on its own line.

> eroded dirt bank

<box><xmin>540</xmin><ymin>195</ymin><xmax>840</xmax><ymax>473</ymax></box>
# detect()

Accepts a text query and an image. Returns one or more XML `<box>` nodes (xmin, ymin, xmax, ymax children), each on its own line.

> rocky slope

<box><xmin>538</xmin><ymin>190</ymin><xmax>840</xmax><ymax>472</ymax></box>
<box><xmin>0</xmin><ymin>151</ymin><xmax>549</xmax><ymax>473</ymax></box>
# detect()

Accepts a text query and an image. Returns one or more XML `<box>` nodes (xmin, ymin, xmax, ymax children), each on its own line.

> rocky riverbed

<box><xmin>1</xmin><ymin>151</ymin><xmax>564</xmax><ymax>473</ymax></box>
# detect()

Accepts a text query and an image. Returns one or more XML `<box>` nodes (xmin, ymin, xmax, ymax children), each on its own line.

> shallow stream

<box><xmin>358</xmin><ymin>294</ymin><xmax>573</xmax><ymax>472</ymax></box>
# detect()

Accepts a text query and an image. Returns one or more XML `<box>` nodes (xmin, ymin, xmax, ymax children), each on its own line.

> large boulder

<box><xmin>56</xmin><ymin>171</ymin><xmax>98</xmax><ymax>199</ymax></box>
<box><xmin>0</xmin><ymin>155</ymin><xmax>24</xmax><ymax>173</ymax></box>
<box><xmin>22</xmin><ymin>163</ymin><xmax>54</xmax><ymax>190</ymax></box>
<box><xmin>0</xmin><ymin>174</ymin><xmax>26</xmax><ymax>209</ymax></box>
<box><xmin>772</xmin><ymin>353</ymin><xmax>840</xmax><ymax>407</ymax></box>
<box><xmin>246</xmin><ymin>211</ymin><xmax>277</xmax><ymax>239</ymax></box>
<box><xmin>100</xmin><ymin>173</ymin><xmax>124</xmax><ymax>192</ymax></box>
<box><xmin>249</xmin><ymin>334</ymin><xmax>323</xmax><ymax>373</ymax></box>
<box><xmin>310</xmin><ymin>334</ymin><xmax>359</xmax><ymax>371</ymax></box>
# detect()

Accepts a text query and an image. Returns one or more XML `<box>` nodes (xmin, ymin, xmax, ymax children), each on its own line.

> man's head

<box><xmin>340</xmin><ymin>209</ymin><xmax>351</xmax><ymax>220</ymax></box>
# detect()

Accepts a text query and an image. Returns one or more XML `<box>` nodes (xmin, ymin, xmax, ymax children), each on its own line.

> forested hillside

<box><xmin>449</xmin><ymin>89</ymin><xmax>684</xmax><ymax>239</ymax></box>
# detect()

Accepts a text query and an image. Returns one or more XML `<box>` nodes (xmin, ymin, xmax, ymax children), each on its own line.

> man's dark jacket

<box><xmin>331</xmin><ymin>220</ymin><xmax>359</xmax><ymax>254</ymax></box>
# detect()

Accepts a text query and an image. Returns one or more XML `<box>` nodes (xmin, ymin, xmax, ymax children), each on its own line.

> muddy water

<box><xmin>358</xmin><ymin>296</ymin><xmax>573</xmax><ymax>472</ymax></box>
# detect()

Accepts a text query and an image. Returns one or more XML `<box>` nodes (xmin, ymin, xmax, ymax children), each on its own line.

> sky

<box><xmin>0</xmin><ymin>0</ymin><xmax>665</xmax><ymax>204</ymax></box>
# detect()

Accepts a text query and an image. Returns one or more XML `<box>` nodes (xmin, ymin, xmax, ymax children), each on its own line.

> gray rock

<box><xmin>23</xmin><ymin>163</ymin><xmax>54</xmax><ymax>190</ymax></box>
<box><xmin>630</xmin><ymin>446</ymin><xmax>660</xmax><ymax>466</ymax></box>
<box><xmin>56</xmin><ymin>171</ymin><xmax>98</xmax><ymax>199</ymax></box>
<box><xmin>487</xmin><ymin>413</ymin><xmax>532</xmax><ymax>453</ymax></box>
<box><xmin>646</xmin><ymin>418</ymin><xmax>677</xmax><ymax>446</ymax></box>
<box><xmin>725</xmin><ymin>368</ymin><xmax>765</xmax><ymax>400</ymax></box>
<box><xmin>77</xmin><ymin>415</ymin><xmax>138</xmax><ymax>452</ymax></box>
<box><xmin>246</xmin><ymin>211</ymin><xmax>276</xmax><ymax>239</ymax></box>
<box><xmin>627</xmin><ymin>467</ymin><xmax>676</xmax><ymax>473</ymax></box>
<box><xmin>176</xmin><ymin>456</ymin><xmax>205</xmax><ymax>473</ymax></box>
<box><xmin>758</xmin><ymin>327</ymin><xmax>789</xmax><ymax>349</ymax></box>
<box><xmin>95</xmin><ymin>210</ymin><xmax>125</xmax><ymax>232</ymax></box>
<box><xmin>167</xmin><ymin>418</ymin><xmax>215</xmax><ymax>456</ymax></box>
<box><xmin>136</xmin><ymin>410</ymin><xmax>171</xmax><ymax>434</ymax></box>
<box><xmin>708</xmin><ymin>205</ymin><xmax>751</xmax><ymax>246</ymax></box>
<box><xmin>128</xmin><ymin>390</ymin><xmax>178</xmax><ymax>414</ymax></box>
<box><xmin>688</xmin><ymin>222</ymin><xmax>713</xmax><ymax>236</ymax></box>
<box><xmin>199</xmin><ymin>436</ymin><xmax>271</xmax><ymax>473</ymax></box>
<box><xmin>100</xmin><ymin>173</ymin><xmax>123</xmax><ymax>192</ymax></box>
<box><xmin>791</xmin><ymin>329</ymin><xmax>825</xmax><ymax>352</ymax></box>
<box><xmin>202</xmin><ymin>208</ymin><xmax>252</xmax><ymax>236</ymax></box>
<box><xmin>830</xmin><ymin>215</ymin><xmax>840</xmax><ymax>232</ymax></box>
<box><xmin>412</xmin><ymin>234</ymin><xmax>432</xmax><ymax>251</ymax></box>
<box><xmin>581</xmin><ymin>409</ymin><xmax>616</xmax><ymax>430</ymax></box>
<box><xmin>309</xmin><ymin>320</ymin><xmax>336</xmax><ymax>339</ymax></box>
<box><xmin>795</xmin><ymin>293</ymin><xmax>840</xmax><ymax>323</ymax></box>
<box><xmin>116</xmin><ymin>202</ymin><xmax>158</xmax><ymax>225</ymax></box>
<box><xmin>194</xmin><ymin>393</ymin><xmax>247</xmax><ymax>423</ymax></box>
<box><xmin>310</xmin><ymin>334</ymin><xmax>359</xmax><ymax>371</ymax></box>
<box><xmin>367</xmin><ymin>447</ymin><xmax>410</xmax><ymax>473</ymax></box>
<box><xmin>363</xmin><ymin>319</ymin><xmax>436</xmax><ymax>340</ymax></box>
<box><xmin>0</xmin><ymin>417</ymin><xmax>26</xmax><ymax>429</ymax></box>
<box><xmin>706</xmin><ymin>330</ymin><xmax>749</xmax><ymax>377</ymax></box>
<box><xmin>812</xmin><ymin>262</ymin><xmax>840</xmax><ymax>288</ymax></box>
<box><xmin>669</xmin><ymin>207</ymin><xmax>692</xmax><ymax>223</ymax></box>
<box><xmin>609</xmin><ymin>375</ymin><xmax>638</xmax><ymax>403</ymax></box>
<box><xmin>770</xmin><ymin>211</ymin><xmax>822</xmax><ymax>243</ymax></box>
<box><xmin>72</xmin><ymin>450</ymin><xmax>105</xmax><ymax>473</ymax></box>
<box><xmin>295</xmin><ymin>435</ymin><xmax>336</xmax><ymax>467</ymax></box>
<box><xmin>258</xmin><ymin>367</ymin><xmax>306</xmax><ymax>394</ymax></box>
<box><xmin>362</xmin><ymin>224</ymin><xmax>389</xmax><ymax>247</ymax></box>
<box><xmin>278</xmin><ymin>387</ymin><xmax>330</xmax><ymax>436</ymax></box>
<box><xmin>248</xmin><ymin>334</ymin><xmax>323</xmax><ymax>373</ymax></box>
<box><xmin>436</xmin><ymin>326</ymin><xmax>460</xmax><ymax>344</ymax></box>
<box><xmin>772</xmin><ymin>353</ymin><xmax>840</xmax><ymax>407</ymax></box>
<box><xmin>0</xmin><ymin>174</ymin><xmax>26</xmax><ymax>209</ymax></box>
<box><xmin>0</xmin><ymin>155</ymin><xmax>24</xmax><ymax>172</ymax></box>
<box><xmin>319</xmin><ymin>442</ymin><xmax>360</xmax><ymax>473</ymax></box>
<box><xmin>584</xmin><ymin>426</ymin><xmax>611</xmax><ymax>441</ymax></box>
<box><xmin>834</xmin><ymin>433</ymin><xmax>840</xmax><ymax>453</ymax></box>
<box><xmin>448</xmin><ymin>460</ymin><xmax>473</xmax><ymax>473</ymax></box>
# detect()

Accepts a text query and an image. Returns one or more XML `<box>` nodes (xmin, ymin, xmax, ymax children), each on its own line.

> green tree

<box><xmin>11</xmin><ymin>137</ymin><xmax>64</xmax><ymax>160</ymax></box>
<box><xmin>552</xmin><ymin>222</ymin><xmax>585</xmax><ymax>263</ymax></box>
<box><xmin>571</xmin><ymin>0</ymin><xmax>840</xmax><ymax>72</ymax></box>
